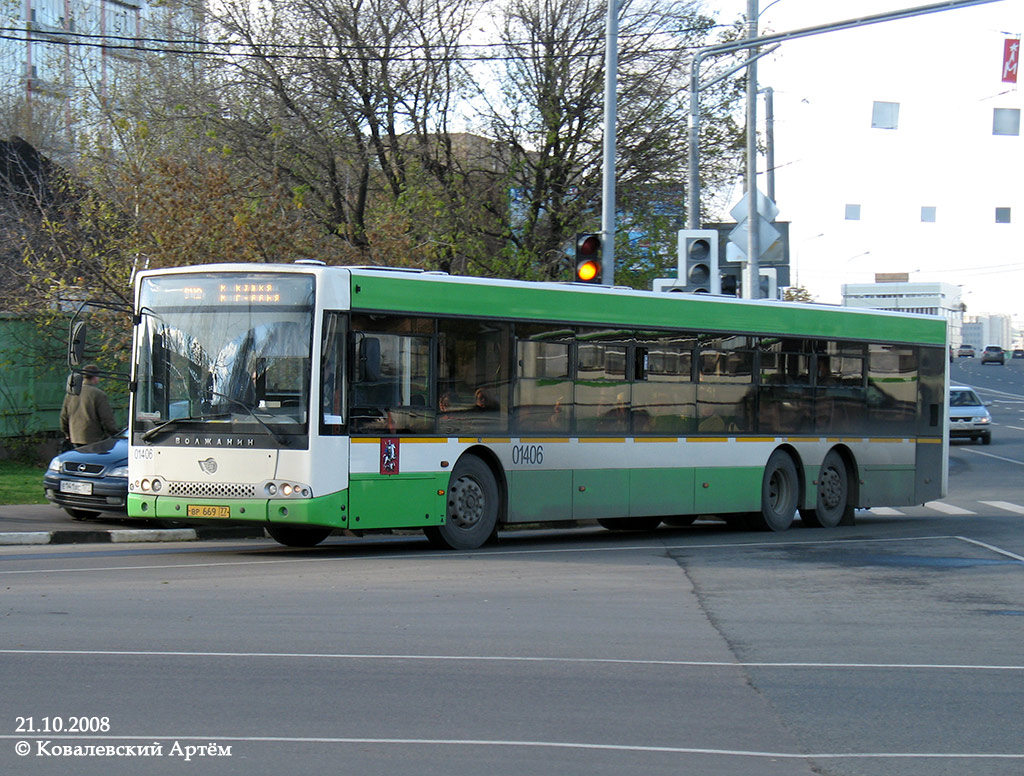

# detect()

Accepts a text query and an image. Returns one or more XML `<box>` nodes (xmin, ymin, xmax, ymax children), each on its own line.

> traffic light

<box><xmin>574</xmin><ymin>233</ymin><xmax>602</xmax><ymax>284</ymax></box>
<box><xmin>677</xmin><ymin>229</ymin><xmax>719</xmax><ymax>294</ymax></box>
<box><xmin>719</xmin><ymin>268</ymin><xmax>740</xmax><ymax>297</ymax></box>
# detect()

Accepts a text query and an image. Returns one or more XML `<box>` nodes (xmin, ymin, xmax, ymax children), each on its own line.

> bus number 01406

<box><xmin>511</xmin><ymin>444</ymin><xmax>544</xmax><ymax>465</ymax></box>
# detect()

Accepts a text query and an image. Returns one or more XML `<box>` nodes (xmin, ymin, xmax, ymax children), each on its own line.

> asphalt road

<box><xmin>1</xmin><ymin>358</ymin><xmax>1022</xmax><ymax>776</ymax></box>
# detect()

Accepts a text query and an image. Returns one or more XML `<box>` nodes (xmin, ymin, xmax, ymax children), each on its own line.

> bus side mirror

<box><xmin>357</xmin><ymin>336</ymin><xmax>381</xmax><ymax>383</ymax></box>
<box><xmin>69</xmin><ymin>321</ymin><xmax>87</xmax><ymax>367</ymax></box>
<box><xmin>66</xmin><ymin>372</ymin><xmax>83</xmax><ymax>396</ymax></box>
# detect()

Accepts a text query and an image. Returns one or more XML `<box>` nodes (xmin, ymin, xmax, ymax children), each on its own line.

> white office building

<box><xmin>962</xmin><ymin>315</ymin><xmax>1014</xmax><ymax>351</ymax></box>
<box><xmin>841</xmin><ymin>276</ymin><xmax>963</xmax><ymax>346</ymax></box>
<box><xmin>1</xmin><ymin>0</ymin><xmax>202</xmax><ymax>153</ymax></box>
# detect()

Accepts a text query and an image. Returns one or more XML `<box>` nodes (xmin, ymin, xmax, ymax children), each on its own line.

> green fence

<box><xmin>0</xmin><ymin>316</ymin><xmax>69</xmax><ymax>438</ymax></box>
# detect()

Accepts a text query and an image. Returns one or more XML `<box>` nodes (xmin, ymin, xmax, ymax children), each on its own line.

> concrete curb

<box><xmin>0</xmin><ymin>526</ymin><xmax>267</xmax><ymax>546</ymax></box>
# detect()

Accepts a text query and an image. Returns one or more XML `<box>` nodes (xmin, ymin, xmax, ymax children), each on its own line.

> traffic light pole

<box><xmin>743</xmin><ymin>0</ymin><xmax>759</xmax><ymax>299</ymax></box>
<box><xmin>601</xmin><ymin>0</ymin><xmax>620</xmax><ymax>285</ymax></box>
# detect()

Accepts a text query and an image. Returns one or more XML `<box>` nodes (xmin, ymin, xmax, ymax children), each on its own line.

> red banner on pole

<box><xmin>1003</xmin><ymin>38</ymin><xmax>1020</xmax><ymax>84</ymax></box>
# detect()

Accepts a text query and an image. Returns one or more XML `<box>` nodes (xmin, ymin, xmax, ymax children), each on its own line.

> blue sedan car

<box><xmin>44</xmin><ymin>432</ymin><xmax>128</xmax><ymax>520</ymax></box>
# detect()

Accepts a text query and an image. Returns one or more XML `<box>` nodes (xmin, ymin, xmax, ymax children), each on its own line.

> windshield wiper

<box><xmin>141</xmin><ymin>413</ymin><xmax>231</xmax><ymax>442</ymax></box>
<box><xmin>207</xmin><ymin>390</ymin><xmax>291</xmax><ymax>447</ymax></box>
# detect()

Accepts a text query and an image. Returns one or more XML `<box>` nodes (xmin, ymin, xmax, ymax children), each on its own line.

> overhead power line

<box><xmin>1</xmin><ymin>21</ymin><xmax>736</xmax><ymax>64</ymax></box>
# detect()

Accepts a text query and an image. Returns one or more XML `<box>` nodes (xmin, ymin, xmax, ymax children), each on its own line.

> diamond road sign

<box><xmin>728</xmin><ymin>219</ymin><xmax>782</xmax><ymax>258</ymax></box>
<box><xmin>729</xmin><ymin>190</ymin><xmax>779</xmax><ymax>223</ymax></box>
<box><xmin>728</xmin><ymin>190</ymin><xmax>780</xmax><ymax>260</ymax></box>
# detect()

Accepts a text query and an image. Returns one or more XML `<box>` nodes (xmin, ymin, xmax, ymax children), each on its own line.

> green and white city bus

<box><xmin>127</xmin><ymin>262</ymin><xmax>948</xmax><ymax>548</ymax></box>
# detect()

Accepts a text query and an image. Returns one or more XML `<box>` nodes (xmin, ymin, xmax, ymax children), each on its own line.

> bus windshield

<box><xmin>133</xmin><ymin>273</ymin><xmax>315</xmax><ymax>442</ymax></box>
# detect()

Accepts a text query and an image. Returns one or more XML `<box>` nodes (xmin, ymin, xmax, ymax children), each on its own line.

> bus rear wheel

<box><xmin>424</xmin><ymin>456</ymin><xmax>499</xmax><ymax>550</ymax></box>
<box><xmin>802</xmin><ymin>450</ymin><xmax>851</xmax><ymax>528</ymax></box>
<box><xmin>266</xmin><ymin>525</ymin><xmax>333</xmax><ymax>547</ymax></box>
<box><xmin>752</xmin><ymin>450</ymin><xmax>798</xmax><ymax>532</ymax></box>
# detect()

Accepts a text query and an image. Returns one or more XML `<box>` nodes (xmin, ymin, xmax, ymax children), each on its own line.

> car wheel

<box><xmin>982</xmin><ymin>433</ymin><xmax>992</xmax><ymax>445</ymax></box>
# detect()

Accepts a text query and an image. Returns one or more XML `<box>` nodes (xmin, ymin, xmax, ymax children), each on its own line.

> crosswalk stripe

<box><xmin>924</xmin><ymin>501</ymin><xmax>976</xmax><ymax>515</ymax></box>
<box><xmin>979</xmin><ymin>501</ymin><xmax>1024</xmax><ymax>515</ymax></box>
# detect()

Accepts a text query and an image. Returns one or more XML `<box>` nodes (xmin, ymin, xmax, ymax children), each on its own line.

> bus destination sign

<box><xmin>218</xmin><ymin>283</ymin><xmax>282</xmax><ymax>304</ymax></box>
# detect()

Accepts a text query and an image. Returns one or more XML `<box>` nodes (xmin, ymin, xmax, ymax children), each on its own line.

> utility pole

<box><xmin>763</xmin><ymin>87</ymin><xmax>775</xmax><ymax>203</ymax></box>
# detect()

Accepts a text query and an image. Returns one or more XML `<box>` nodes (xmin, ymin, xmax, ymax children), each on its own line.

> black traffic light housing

<box><xmin>574</xmin><ymin>233</ymin><xmax>602</xmax><ymax>284</ymax></box>
<box><xmin>677</xmin><ymin>229</ymin><xmax>719</xmax><ymax>294</ymax></box>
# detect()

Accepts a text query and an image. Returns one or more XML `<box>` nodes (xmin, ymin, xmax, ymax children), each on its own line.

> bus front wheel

<box><xmin>266</xmin><ymin>524</ymin><xmax>333</xmax><ymax>547</ymax></box>
<box><xmin>752</xmin><ymin>450</ymin><xmax>798</xmax><ymax>532</ymax></box>
<box><xmin>425</xmin><ymin>456</ymin><xmax>499</xmax><ymax>550</ymax></box>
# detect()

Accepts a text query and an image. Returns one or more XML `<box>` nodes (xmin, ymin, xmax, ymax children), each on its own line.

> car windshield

<box><xmin>134</xmin><ymin>273</ymin><xmax>315</xmax><ymax>440</ymax></box>
<box><xmin>950</xmin><ymin>389</ymin><xmax>981</xmax><ymax>407</ymax></box>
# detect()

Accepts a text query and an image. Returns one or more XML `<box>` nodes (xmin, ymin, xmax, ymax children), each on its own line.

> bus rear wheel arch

<box><xmin>424</xmin><ymin>454</ymin><xmax>501</xmax><ymax>550</ymax></box>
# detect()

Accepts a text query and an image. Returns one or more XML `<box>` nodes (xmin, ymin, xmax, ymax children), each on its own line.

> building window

<box><xmin>996</xmin><ymin>207</ymin><xmax>1012</xmax><ymax>224</ymax></box>
<box><xmin>871</xmin><ymin>101</ymin><xmax>900</xmax><ymax>129</ymax></box>
<box><xmin>845</xmin><ymin>204</ymin><xmax>861</xmax><ymax>221</ymax></box>
<box><xmin>921</xmin><ymin>206</ymin><xmax>937</xmax><ymax>223</ymax></box>
<box><xmin>993</xmin><ymin>108</ymin><xmax>1021</xmax><ymax>136</ymax></box>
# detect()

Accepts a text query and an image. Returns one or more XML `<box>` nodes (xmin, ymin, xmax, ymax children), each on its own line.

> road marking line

<box><xmin>979</xmin><ymin>501</ymin><xmax>1024</xmax><ymax>516</ymax></box>
<box><xmin>1</xmin><ymin>648</ymin><xmax>1022</xmax><ymax>671</ymax></box>
<box><xmin>956</xmin><ymin>536</ymin><xmax>1024</xmax><ymax>563</ymax></box>
<box><xmin>3</xmin><ymin>732</ymin><xmax>1024</xmax><ymax>760</ymax></box>
<box><xmin>924</xmin><ymin>502</ymin><xmax>976</xmax><ymax>515</ymax></box>
<box><xmin>1005</xmin><ymin>425</ymin><xmax>1024</xmax><ymax>431</ymax></box>
<box><xmin>0</xmin><ymin>733</ymin><xmax>1021</xmax><ymax>760</ymax></box>
<box><xmin>866</xmin><ymin>507</ymin><xmax>904</xmax><ymax>516</ymax></box>
<box><xmin>963</xmin><ymin>448</ymin><xmax>1024</xmax><ymax>466</ymax></box>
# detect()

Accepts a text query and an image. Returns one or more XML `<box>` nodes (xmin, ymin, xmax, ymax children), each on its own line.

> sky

<box><xmin>700</xmin><ymin>0</ymin><xmax>1023</xmax><ymax>320</ymax></box>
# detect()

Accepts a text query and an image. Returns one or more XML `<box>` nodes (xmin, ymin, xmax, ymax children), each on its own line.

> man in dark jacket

<box><xmin>60</xmin><ymin>365</ymin><xmax>120</xmax><ymax>446</ymax></box>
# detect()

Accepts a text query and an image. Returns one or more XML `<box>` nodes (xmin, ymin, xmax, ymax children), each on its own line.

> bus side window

<box><xmin>349</xmin><ymin>327</ymin><xmax>433</xmax><ymax>434</ymax></box>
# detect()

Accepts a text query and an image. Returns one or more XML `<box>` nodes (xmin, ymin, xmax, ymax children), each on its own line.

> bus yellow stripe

<box><xmin>579</xmin><ymin>438</ymin><xmax>626</xmax><ymax>443</ymax></box>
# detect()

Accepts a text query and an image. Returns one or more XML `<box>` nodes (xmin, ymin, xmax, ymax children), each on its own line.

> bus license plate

<box><xmin>186</xmin><ymin>505</ymin><xmax>230</xmax><ymax>518</ymax></box>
